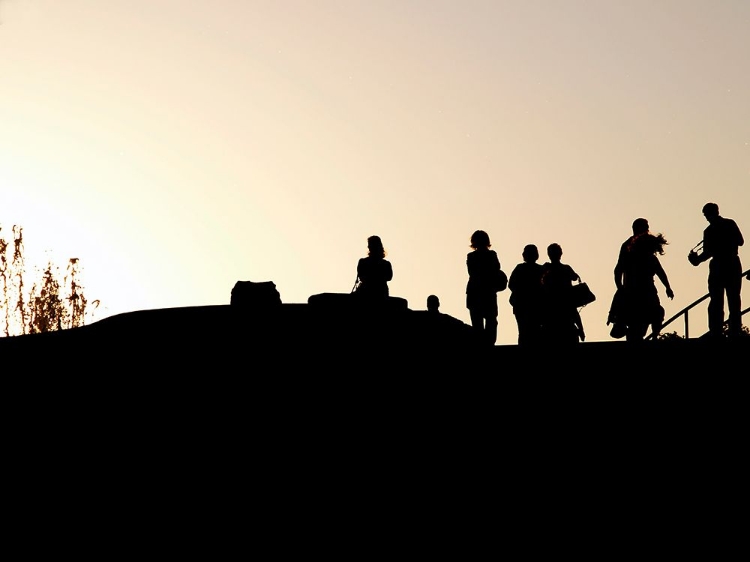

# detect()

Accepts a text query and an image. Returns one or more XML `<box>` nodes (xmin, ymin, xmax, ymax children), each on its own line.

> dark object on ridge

<box><xmin>231</xmin><ymin>281</ymin><xmax>282</xmax><ymax>307</ymax></box>
<box><xmin>309</xmin><ymin>292</ymin><xmax>408</xmax><ymax>311</ymax></box>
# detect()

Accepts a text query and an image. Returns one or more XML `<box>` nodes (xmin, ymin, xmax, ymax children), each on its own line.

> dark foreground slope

<box><xmin>3</xmin><ymin>299</ymin><xmax>746</xmax><ymax>544</ymax></box>
<box><xmin>3</xmin><ymin>297</ymin><xmax>747</xmax><ymax>372</ymax></box>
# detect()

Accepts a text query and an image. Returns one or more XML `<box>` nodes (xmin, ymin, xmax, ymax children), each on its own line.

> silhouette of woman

<box><xmin>466</xmin><ymin>230</ymin><xmax>502</xmax><ymax>346</ymax></box>
<box><xmin>354</xmin><ymin>235</ymin><xmax>393</xmax><ymax>301</ymax></box>
<box><xmin>612</xmin><ymin>218</ymin><xmax>674</xmax><ymax>341</ymax></box>
<box><xmin>540</xmin><ymin>243</ymin><xmax>585</xmax><ymax>344</ymax></box>
<box><xmin>508</xmin><ymin>244</ymin><xmax>544</xmax><ymax>346</ymax></box>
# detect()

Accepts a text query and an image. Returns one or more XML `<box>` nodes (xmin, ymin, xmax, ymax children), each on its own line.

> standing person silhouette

<box><xmin>354</xmin><ymin>235</ymin><xmax>393</xmax><ymax>301</ymax></box>
<box><xmin>690</xmin><ymin>203</ymin><xmax>744</xmax><ymax>338</ymax></box>
<box><xmin>612</xmin><ymin>218</ymin><xmax>675</xmax><ymax>341</ymax></box>
<box><xmin>466</xmin><ymin>230</ymin><xmax>502</xmax><ymax>346</ymax></box>
<box><xmin>508</xmin><ymin>244</ymin><xmax>544</xmax><ymax>346</ymax></box>
<box><xmin>540</xmin><ymin>243</ymin><xmax>585</xmax><ymax>344</ymax></box>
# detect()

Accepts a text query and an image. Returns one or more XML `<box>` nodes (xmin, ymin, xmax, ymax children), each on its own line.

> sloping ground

<box><xmin>3</xmin><ymin>298</ymin><xmax>747</xmax><ymax>372</ymax></box>
<box><xmin>0</xmin><ymin>299</ymin><xmax>476</xmax><ymax>367</ymax></box>
<box><xmin>4</xmin><ymin>301</ymin><xmax>746</xmax><ymax>538</ymax></box>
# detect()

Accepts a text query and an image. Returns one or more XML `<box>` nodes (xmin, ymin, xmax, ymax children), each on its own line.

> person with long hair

<box><xmin>612</xmin><ymin>218</ymin><xmax>674</xmax><ymax>341</ymax></box>
<box><xmin>466</xmin><ymin>230</ymin><xmax>502</xmax><ymax>346</ymax></box>
<box><xmin>354</xmin><ymin>235</ymin><xmax>393</xmax><ymax>301</ymax></box>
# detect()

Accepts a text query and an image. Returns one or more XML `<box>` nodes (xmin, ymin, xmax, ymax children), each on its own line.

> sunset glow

<box><xmin>1</xmin><ymin>0</ymin><xmax>748</xmax><ymax>343</ymax></box>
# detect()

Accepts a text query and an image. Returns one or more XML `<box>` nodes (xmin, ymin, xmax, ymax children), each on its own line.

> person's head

<box><xmin>470</xmin><ymin>230</ymin><xmax>491</xmax><ymax>250</ymax></box>
<box><xmin>427</xmin><ymin>294</ymin><xmax>440</xmax><ymax>312</ymax></box>
<box><xmin>632</xmin><ymin>218</ymin><xmax>649</xmax><ymax>236</ymax></box>
<box><xmin>367</xmin><ymin>235</ymin><xmax>386</xmax><ymax>258</ymax></box>
<box><xmin>547</xmin><ymin>243</ymin><xmax>562</xmax><ymax>262</ymax></box>
<box><xmin>522</xmin><ymin>244</ymin><xmax>539</xmax><ymax>263</ymax></box>
<box><xmin>702</xmin><ymin>202</ymin><xmax>719</xmax><ymax>222</ymax></box>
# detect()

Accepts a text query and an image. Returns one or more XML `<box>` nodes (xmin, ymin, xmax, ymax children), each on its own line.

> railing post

<box><xmin>685</xmin><ymin>310</ymin><xmax>689</xmax><ymax>339</ymax></box>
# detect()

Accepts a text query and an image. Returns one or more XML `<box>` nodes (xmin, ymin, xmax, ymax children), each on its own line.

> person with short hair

<box><xmin>466</xmin><ymin>230</ymin><xmax>503</xmax><ymax>346</ymax></box>
<box><xmin>508</xmin><ymin>244</ymin><xmax>544</xmax><ymax>346</ymax></box>
<box><xmin>540</xmin><ymin>243</ymin><xmax>585</xmax><ymax>344</ymax></box>
<box><xmin>690</xmin><ymin>203</ymin><xmax>744</xmax><ymax>338</ymax></box>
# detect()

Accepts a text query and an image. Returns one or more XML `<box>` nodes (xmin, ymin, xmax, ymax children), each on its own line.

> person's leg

<box><xmin>626</xmin><ymin>310</ymin><xmax>648</xmax><ymax>341</ymax></box>
<box><xmin>707</xmin><ymin>269</ymin><xmax>725</xmax><ymax>337</ymax></box>
<box><xmin>514</xmin><ymin>312</ymin><xmax>525</xmax><ymax>345</ymax></box>
<box><xmin>530</xmin><ymin>310</ymin><xmax>543</xmax><ymax>344</ymax></box>
<box><xmin>469</xmin><ymin>308</ymin><xmax>485</xmax><ymax>342</ymax></box>
<box><xmin>485</xmin><ymin>314</ymin><xmax>498</xmax><ymax>346</ymax></box>
<box><xmin>725</xmin><ymin>268</ymin><xmax>743</xmax><ymax>337</ymax></box>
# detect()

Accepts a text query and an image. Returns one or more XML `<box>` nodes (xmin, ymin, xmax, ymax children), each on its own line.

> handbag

<box><xmin>571</xmin><ymin>280</ymin><xmax>596</xmax><ymax>308</ymax></box>
<box><xmin>494</xmin><ymin>269</ymin><xmax>508</xmax><ymax>292</ymax></box>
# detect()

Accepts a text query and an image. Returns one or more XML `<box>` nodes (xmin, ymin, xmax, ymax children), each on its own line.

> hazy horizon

<box><xmin>1</xmin><ymin>0</ymin><xmax>748</xmax><ymax>343</ymax></box>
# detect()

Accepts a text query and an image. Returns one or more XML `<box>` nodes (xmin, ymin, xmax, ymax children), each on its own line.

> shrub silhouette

<box><xmin>655</xmin><ymin>331</ymin><xmax>684</xmax><ymax>341</ymax></box>
<box><xmin>1</xmin><ymin>225</ymin><xmax>100</xmax><ymax>336</ymax></box>
<box><xmin>656</xmin><ymin>325</ymin><xmax>748</xmax><ymax>341</ymax></box>
<box><xmin>724</xmin><ymin>324</ymin><xmax>750</xmax><ymax>338</ymax></box>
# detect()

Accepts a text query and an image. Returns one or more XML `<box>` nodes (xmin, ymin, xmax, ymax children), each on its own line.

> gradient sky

<box><xmin>1</xmin><ymin>0</ymin><xmax>748</xmax><ymax>344</ymax></box>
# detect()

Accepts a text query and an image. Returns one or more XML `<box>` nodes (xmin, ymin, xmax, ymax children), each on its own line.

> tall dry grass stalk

<box><xmin>0</xmin><ymin>225</ymin><xmax>100</xmax><ymax>337</ymax></box>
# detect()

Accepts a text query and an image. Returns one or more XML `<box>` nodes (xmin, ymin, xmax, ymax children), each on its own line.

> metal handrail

<box><xmin>646</xmin><ymin>269</ymin><xmax>750</xmax><ymax>340</ymax></box>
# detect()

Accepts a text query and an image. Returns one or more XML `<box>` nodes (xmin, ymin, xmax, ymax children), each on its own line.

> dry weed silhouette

<box><xmin>1</xmin><ymin>225</ymin><xmax>100</xmax><ymax>336</ymax></box>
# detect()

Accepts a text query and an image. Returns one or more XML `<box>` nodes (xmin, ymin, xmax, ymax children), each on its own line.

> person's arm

<box><xmin>654</xmin><ymin>258</ymin><xmax>674</xmax><ymax>300</ymax></box>
<box><xmin>614</xmin><ymin>242</ymin><xmax>627</xmax><ymax>289</ymax></box>
<box><xmin>735</xmin><ymin>220</ymin><xmax>744</xmax><ymax>247</ymax></box>
<box><xmin>569</xmin><ymin>265</ymin><xmax>581</xmax><ymax>283</ymax></box>
<box><xmin>508</xmin><ymin>266</ymin><xmax>519</xmax><ymax>292</ymax></box>
<box><xmin>697</xmin><ymin>227</ymin><xmax>713</xmax><ymax>263</ymax></box>
<box><xmin>385</xmin><ymin>260</ymin><xmax>393</xmax><ymax>282</ymax></box>
<box><xmin>489</xmin><ymin>251</ymin><xmax>501</xmax><ymax>275</ymax></box>
<box><xmin>574</xmin><ymin>309</ymin><xmax>585</xmax><ymax>341</ymax></box>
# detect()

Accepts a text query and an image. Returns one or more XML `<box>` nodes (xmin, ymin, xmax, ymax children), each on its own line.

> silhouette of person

<box><xmin>466</xmin><ymin>230</ymin><xmax>502</xmax><ymax>346</ymax></box>
<box><xmin>354</xmin><ymin>235</ymin><xmax>393</xmax><ymax>301</ymax></box>
<box><xmin>508</xmin><ymin>244</ymin><xmax>544</xmax><ymax>346</ymax></box>
<box><xmin>612</xmin><ymin>218</ymin><xmax>675</xmax><ymax>341</ymax></box>
<box><xmin>414</xmin><ymin>293</ymin><xmax>475</xmax><ymax>347</ymax></box>
<box><xmin>690</xmin><ymin>203</ymin><xmax>745</xmax><ymax>338</ymax></box>
<box><xmin>540</xmin><ymin>243</ymin><xmax>585</xmax><ymax>344</ymax></box>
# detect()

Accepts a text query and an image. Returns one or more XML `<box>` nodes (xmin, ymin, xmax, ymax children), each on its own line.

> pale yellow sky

<box><xmin>1</xmin><ymin>0</ymin><xmax>748</xmax><ymax>343</ymax></box>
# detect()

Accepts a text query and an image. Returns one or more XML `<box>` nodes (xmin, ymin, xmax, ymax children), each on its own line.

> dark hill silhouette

<box><xmin>2</xmin><ymin>289</ymin><xmax>747</xmax><ymax>373</ymax></box>
<box><xmin>4</xmin><ymin>288</ymin><xmax>746</xmax><ymax>537</ymax></box>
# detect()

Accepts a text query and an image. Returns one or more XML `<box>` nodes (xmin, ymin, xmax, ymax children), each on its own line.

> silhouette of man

<box><xmin>427</xmin><ymin>294</ymin><xmax>440</xmax><ymax>314</ymax></box>
<box><xmin>508</xmin><ymin>244</ymin><xmax>544</xmax><ymax>345</ymax></box>
<box><xmin>691</xmin><ymin>203</ymin><xmax>745</xmax><ymax>338</ymax></box>
<box><xmin>540</xmin><ymin>243</ymin><xmax>585</xmax><ymax>344</ymax></box>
